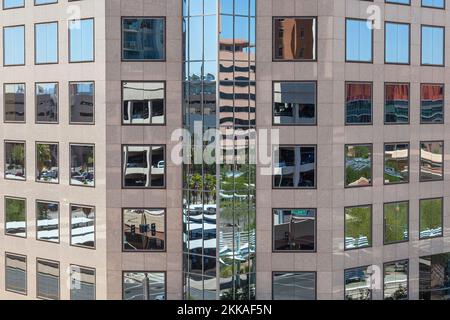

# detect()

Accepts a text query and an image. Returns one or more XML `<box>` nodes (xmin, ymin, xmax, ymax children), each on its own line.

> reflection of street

<box><xmin>273</xmin><ymin>273</ymin><xmax>315</xmax><ymax>300</ymax></box>
<box><xmin>123</xmin><ymin>272</ymin><xmax>165</xmax><ymax>300</ymax></box>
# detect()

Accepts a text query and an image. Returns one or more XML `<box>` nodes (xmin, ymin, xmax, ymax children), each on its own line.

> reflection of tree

<box><xmin>345</xmin><ymin>207</ymin><xmax>371</xmax><ymax>243</ymax></box>
<box><xmin>6</xmin><ymin>199</ymin><xmax>25</xmax><ymax>221</ymax></box>
<box><xmin>187</xmin><ymin>173</ymin><xmax>217</xmax><ymax>203</ymax></box>
<box><xmin>420</xmin><ymin>199</ymin><xmax>442</xmax><ymax>232</ymax></box>
<box><xmin>9</xmin><ymin>144</ymin><xmax>24</xmax><ymax>168</ymax></box>
<box><xmin>385</xmin><ymin>203</ymin><xmax>408</xmax><ymax>243</ymax></box>
<box><xmin>36</xmin><ymin>144</ymin><xmax>52</xmax><ymax>180</ymax></box>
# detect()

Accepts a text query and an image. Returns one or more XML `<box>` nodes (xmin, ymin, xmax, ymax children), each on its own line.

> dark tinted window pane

<box><xmin>273</xmin><ymin>272</ymin><xmax>316</xmax><ymax>300</ymax></box>
<box><xmin>384</xmin><ymin>201</ymin><xmax>409</xmax><ymax>244</ymax></box>
<box><xmin>346</xmin><ymin>83</ymin><xmax>372</xmax><ymax>124</ymax></box>
<box><xmin>122</xmin><ymin>18</ymin><xmax>165</xmax><ymax>60</ymax></box>
<box><xmin>37</xmin><ymin>259</ymin><xmax>59</xmax><ymax>300</ymax></box>
<box><xmin>345</xmin><ymin>144</ymin><xmax>372</xmax><ymax>187</ymax></box>
<box><xmin>36</xmin><ymin>201</ymin><xmax>59</xmax><ymax>243</ymax></box>
<box><xmin>345</xmin><ymin>266</ymin><xmax>372</xmax><ymax>300</ymax></box>
<box><xmin>123</xmin><ymin>145</ymin><xmax>166</xmax><ymax>188</ymax></box>
<box><xmin>4</xmin><ymin>84</ymin><xmax>25</xmax><ymax>122</ymax></box>
<box><xmin>36</xmin><ymin>82</ymin><xmax>58</xmax><ymax>123</ymax></box>
<box><xmin>5</xmin><ymin>254</ymin><xmax>27</xmax><ymax>294</ymax></box>
<box><xmin>5</xmin><ymin>141</ymin><xmax>26</xmax><ymax>181</ymax></box>
<box><xmin>273</xmin><ymin>209</ymin><xmax>316</xmax><ymax>251</ymax></box>
<box><xmin>273</xmin><ymin>146</ymin><xmax>316</xmax><ymax>188</ymax></box>
<box><xmin>273</xmin><ymin>18</ymin><xmax>316</xmax><ymax>60</ymax></box>
<box><xmin>70</xmin><ymin>205</ymin><xmax>95</xmax><ymax>248</ymax></box>
<box><xmin>385</xmin><ymin>83</ymin><xmax>409</xmax><ymax>124</ymax></box>
<box><xmin>123</xmin><ymin>82</ymin><xmax>165</xmax><ymax>125</ymax></box>
<box><xmin>419</xmin><ymin>253</ymin><xmax>450</xmax><ymax>300</ymax></box>
<box><xmin>70</xmin><ymin>82</ymin><xmax>94</xmax><ymax>124</ymax></box>
<box><xmin>420</xmin><ymin>141</ymin><xmax>443</xmax><ymax>181</ymax></box>
<box><xmin>123</xmin><ymin>209</ymin><xmax>166</xmax><ymax>251</ymax></box>
<box><xmin>419</xmin><ymin>198</ymin><xmax>443</xmax><ymax>239</ymax></box>
<box><xmin>345</xmin><ymin>205</ymin><xmax>372</xmax><ymax>250</ymax></box>
<box><xmin>123</xmin><ymin>272</ymin><xmax>166</xmax><ymax>300</ymax></box>
<box><xmin>70</xmin><ymin>266</ymin><xmax>95</xmax><ymax>300</ymax></box>
<box><xmin>36</xmin><ymin>143</ymin><xmax>58</xmax><ymax>183</ymax></box>
<box><xmin>421</xmin><ymin>84</ymin><xmax>443</xmax><ymax>123</ymax></box>
<box><xmin>70</xmin><ymin>145</ymin><xmax>95</xmax><ymax>187</ymax></box>
<box><xmin>273</xmin><ymin>82</ymin><xmax>316</xmax><ymax>125</ymax></box>
<box><xmin>384</xmin><ymin>143</ymin><xmax>409</xmax><ymax>184</ymax></box>
<box><xmin>384</xmin><ymin>260</ymin><xmax>408</xmax><ymax>300</ymax></box>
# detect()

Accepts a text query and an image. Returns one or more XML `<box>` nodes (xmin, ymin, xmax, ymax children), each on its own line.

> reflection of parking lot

<box><xmin>123</xmin><ymin>273</ymin><xmax>165</xmax><ymax>300</ymax></box>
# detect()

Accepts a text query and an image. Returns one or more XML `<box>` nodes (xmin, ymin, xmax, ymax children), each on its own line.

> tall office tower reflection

<box><xmin>182</xmin><ymin>0</ymin><xmax>256</xmax><ymax>300</ymax></box>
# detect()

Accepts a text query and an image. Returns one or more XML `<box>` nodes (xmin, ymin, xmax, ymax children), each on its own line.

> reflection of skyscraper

<box><xmin>183</xmin><ymin>1</ymin><xmax>256</xmax><ymax>300</ymax></box>
<box><xmin>274</xmin><ymin>18</ymin><xmax>315</xmax><ymax>60</ymax></box>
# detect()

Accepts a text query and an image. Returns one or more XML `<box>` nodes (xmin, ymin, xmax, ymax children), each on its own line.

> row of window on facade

<box><xmin>2</xmin><ymin>16</ymin><xmax>165</xmax><ymax>65</ymax></box>
<box><xmin>4</xmin><ymin>199</ymin><xmax>166</xmax><ymax>252</ymax></box>
<box><xmin>2</xmin><ymin>81</ymin><xmax>444</xmax><ymax>126</ymax></box>
<box><xmin>273</xmin><ymin>142</ymin><xmax>443</xmax><ymax>189</ymax></box>
<box><xmin>274</xmin><ymin>252</ymin><xmax>450</xmax><ymax>300</ymax></box>
<box><xmin>274</xmin><ymin>16</ymin><xmax>445</xmax><ymax>65</ymax></box>
<box><xmin>4</xmin><ymin>142</ymin><xmax>166</xmax><ymax>188</ymax></box>
<box><xmin>4</xmin><ymin>252</ymin><xmax>166</xmax><ymax>300</ymax></box>
<box><xmin>2</xmin><ymin>82</ymin><xmax>165</xmax><ymax>125</ymax></box>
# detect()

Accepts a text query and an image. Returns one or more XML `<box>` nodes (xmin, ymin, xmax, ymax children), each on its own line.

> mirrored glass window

<box><xmin>419</xmin><ymin>198</ymin><xmax>443</xmax><ymax>239</ymax></box>
<box><xmin>273</xmin><ymin>272</ymin><xmax>316</xmax><ymax>300</ymax></box>
<box><xmin>36</xmin><ymin>143</ymin><xmax>58</xmax><ymax>183</ymax></box>
<box><xmin>35</xmin><ymin>22</ymin><xmax>58</xmax><ymax>64</ymax></box>
<box><xmin>420</xmin><ymin>141</ymin><xmax>443</xmax><ymax>181</ymax></box>
<box><xmin>422</xmin><ymin>0</ymin><xmax>445</xmax><ymax>8</ymax></box>
<box><xmin>273</xmin><ymin>209</ymin><xmax>316</xmax><ymax>251</ymax></box>
<box><xmin>37</xmin><ymin>259</ymin><xmax>59</xmax><ymax>300</ymax></box>
<box><xmin>36</xmin><ymin>201</ymin><xmax>59</xmax><ymax>243</ymax></box>
<box><xmin>419</xmin><ymin>253</ymin><xmax>450</xmax><ymax>300</ymax></box>
<box><xmin>5</xmin><ymin>197</ymin><xmax>26</xmax><ymax>238</ymax></box>
<box><xmin>273</xmin><ymin>82</ymin><xmax>316</xmax><ymax>125</ymax></box>
<box><xmin>386</xmin><ymin>0</ymin><xmax>410</xmax><ymax>3</ymax></box>
<box><xmin>385</xmin><ymin>83</ymin><xmax>409</xmax><ymax>124</ymax></box>
<box><xmin>122</xmin><ymin>82</ymin><xmax>165</xmax><ymax>125</ymax></box>
<box><xmin>384</xmin><ymin>260</ymin><xmax>408</xmax><ymax>300</ymax></box>
<box><xmin>346</xmin><ymin>82</ymin><xmax>372</xmax><ymax>124</ymax></box>
<box><xmin>69</xmin><ymin>19</ymin><xmax>94</xmax><ymax>62</ymax></box>
<box><xmin>123</xmin><ymin>208</ymin><xmax>166</xmax><ymax>251</ymax></box>
<box><xmin>123</xmin><ymin>272</ymin><xmax>166</xmax><ymax>300</ymax></box>
<box><xmin>70</xmin><ymin>144</ymin><xmax>95</xmax><ymax>187</ymax></box>
<box><xmin>345</xmin><ymin>266</ymin><xmax>372</xmax><ymax>300</ymax></box>
<box><xmin>385</xmin><ymin>22</ymin><xmax>409</xmax><ymax>64</ymax></box>
<box><xmin>346</xmin><ymin>19</ymin><xmax>372</xmax><ymax>62</ymax></box>
<box><xmin>384</xmin><ymin>201</ymin><xmax>409</xmax><ymax>244</ymax></box>
<box><xmin>70</xmin><ymin>265</ymin><xmax>95</xmax><ymax>300</ymax></box>
<box><xmin>4</xmin><ymin>141</ymin><xmax>26</xmax><ymax>181</ymax></box>
<box><xmin>70</xmin><ymin>204</ymin><xmax>95</xmax><ymax>248</ymax></box>
<box><xmin>421</xmin><ymin>25</ymin><xmax>444</xmax><ymax>66</ymax></box>
<box><xmin>122</xmin><ymin>145</ymin><xmax>165</xmax><ymax>188</ymax></box>
<box><xmin>70</xmin><ymin>82</ymin><xmax>94</xmax><ymax>124</ymax></box>
<box><xmin>3</xmin><ymin>25</ymin><xmax>25</xmax><ymax>66</ymax></box>
<box><xmin>273</xmin><ymin>18</ymin><xmax>316</xmax><ymax>61</ymax></box>
<box><xmin>3</xmin><ymin>0</ymin><xmax>25</xmax><ymax>9</ymax></box>
<box><xmin>5</xmin><ymin>253</ymin><xmax>27</xmax><ymax>295</ymax></box>
<box><xmin>421</xmin><ymin>84</ymin><xmax>444</xmax><ymax>124</ymax></box>
<box><xmin>36</xmin><ymin>82</ymin><xmax>58</xmax><ymax>123</ymax></box>
<box><xmin>345</xmin><ymin>205</ymin><xmax>372</xmax><ymax>250</ymax></box>
<box><xmin>122</xmin><ymin>18</ymin><xmax>165</xmax><ymax>60</ymax></box>
<box><xmin>384</xmin><ymin>143</ymin><xmax>409</xmax><ymax>184</ymax></box>
<box><xmin>273</xmin><ymin>145</ymin><xmax>316</xmax><ymax>188</ymax></box>
<box><xmin>345</xmin><ymin>144</ymin><xmax>372</xmax><ymax>187</ymax></box>
<box><xmin>4</xmin><ymin>83</ymin><xmax>25</xmax><ymax>122</ymax></box>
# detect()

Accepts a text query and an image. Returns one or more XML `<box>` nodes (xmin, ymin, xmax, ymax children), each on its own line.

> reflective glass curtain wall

<box><xmin>182</xmin><ymin>0</ymin><xmax>256</xmax><ymax>300</ymax></box>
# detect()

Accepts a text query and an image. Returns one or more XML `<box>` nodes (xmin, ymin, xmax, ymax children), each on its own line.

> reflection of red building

<box><xmin>421</xmin><ymin>84</ymin><xmax>443</xmax><ymax>102</ymax></box>
<box><xmin>274</xmin><ymin>18</ymin><xmax>315</xmax><ymax>60</ymax></box>
<box><xmin>346</xmin><ymin>83</ymin><xmax>372</xmax><ymax>103</ymax></box>
<box><xmin>386</xmin><ymin>84</ymin><xmax>409</xmax><ymax>101</ymax></box>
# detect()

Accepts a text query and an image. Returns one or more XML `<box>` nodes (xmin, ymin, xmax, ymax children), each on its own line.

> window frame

<box><xmin>345</xmin><ymin>17</ymin><xmax>374</xmax><ymax>64</ymax></box>
<box><xmin>272</xmin><ymin>16</ymin><xmax>318</xmax><ymax>62</ymax></box>
<box><xmin>344</xmin><ymin>143</ymin><xmax>373</xmax><ymax>188</ymax></box>
<box><xmin>3</xmin><ymin>82</ymin><xmax>26</xmax><ymax>123</ymax></box>
<box><xmin>121</xmin><ymin>270</ymin><xmax>167</xmax><ymax>300</ymax></box>
<box><xmin>36</xmin><ymin>257</ymin><xmax>60</xmax><ymax>300</ymax></box>
<box><xmin>69</xmin><ymin>203</ymin><xmax>96</xmax><ymax>250</ymax></box>
<box><xmin>383</xmin><ymin>259</ymin><xmax>409</xmax><ymax>300</ymax></box>
<box><xmin>420</xmin><ymin>83</ymin><xmax>445</xmax><ymax>124</ymax></box>
<box><xmin>69</xmin><ymin>80</ymin><xmax>96</xmax><ymax>125</ymax></box>
<box><xmin>69</xmin><ymin>264</ymin><xmax>96</xmax><ymax>301</ymax></box>
<box><xmin>384</xmin><ymin>82</ymin><xmax>410</xmax><ymax>125</ymax></box>
<box><xmin>68</xmin><ymin>17</ymin><xmax>95</xmax><ymax>64</ymax></box>
<box><xmin>69</xmin><ymin>143</ymin><xmax>96</xmax><ymax>188</ymax></box>
<box><xmin>419</xmin><ymin>140</ymin><xmax>444</xmax><ymax>182</ymax></box>
<box><xmin>419</xmin><ymin>197</ymin><xmax>444</xmax><ymax>240</ymax></box>
<box><xmin>344</xmin><ymin>204</ymin><xmax>373</xmax><ymax>251</ymax></box>
<box><xmin>271</xmin><ymin>271</ymin><xmax>317</xmax><ymax>300</ymax></box>
<box><xmin>34</xmin><ymin>21</ymin><xmax>59</xmax><ymax>65</ymax></box>
<box><xmin>4</xmin><ymin>252</ymin><xmax>27</xmax><ymax>296</ymax></box>
<box><xmin>35</xmin><ymin>199</ymin><xmax>60</xmax><ymax>244</ymax></box>
<box><xmin>345</xmin><ymin>81</ymin><xmax>373</xmax><ymax>126</ymax></box>
<box><xmin>3</xmin><ymin>24</ymin><xmax>26</xmax><ymax>66</ymax></box>
<box><xmin>4</xmin><ymin>139</ymin><xmax>26</xmax><ymax>182</ymax></box>
<box><xmin>384</xmin><ymin>21</ymin><xmax>411</xmax><ymax>65</ymax></box>
<box><xmin>420</xmin><ymin>24</ymin><xmax>445</xmax><ymax>67</ymax></box>
<box><xmin>383</xmin><ymin>142</ymin><xmax>410</xmax><ymax>185</ymax></box>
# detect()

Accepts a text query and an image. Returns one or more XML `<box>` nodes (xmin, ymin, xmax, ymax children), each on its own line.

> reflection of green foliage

<box><xmin>346</xmin><ymin>167</ymin><xmax>371</xmax><ymax>185</ymax></box>
<box><xmin>5</xmin><ymin>198</ymin><xmax>25</xmax><ymax>222</ymax></box>
<box><xmin>36</xmin><ymin>144</ymin><xmax>52</xmax><ymax>179</ymax></box>
<box><xmin>9</xmin><ymin>144</ymin><xmax>24</xmax><ymax>166</ymax></box>
<box><xmin>384</xmin><ymin>202</ymin><xmax>408</xmax><ymax>243</ymax></box>
<box><xmin>345</xmin><ymin>206</ymin><xmax>372</xmax><ymax>243</ymax></box>
<box><xmin>420</xmin><ymin>199</ymin><xmax>442</xmax><ymax>233</ymax></box>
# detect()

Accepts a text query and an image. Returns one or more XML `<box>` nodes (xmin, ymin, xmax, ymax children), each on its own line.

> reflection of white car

<box><xmin>157</xmin><ymin>161</ymin><xmax>165</xmax><ymax>168</ymax></box>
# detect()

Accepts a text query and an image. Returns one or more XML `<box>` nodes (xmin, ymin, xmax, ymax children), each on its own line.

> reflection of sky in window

<box><xmin>36</xmin><ymin>23</ymin><xmax>58</xmax><ymax>64</ymax></box>
<box><xmin>386</xmin><ymin>0</ymin><xmax>410</xmax><ymax>4</ymax></box>
<box><xmin>346</xmin><ymin>19</ymin><xmax>372</xmax><ymax>62</ymax></box>
<box><xmin>69</xmin><ymin>19</ymin><xmax>94</xmax><ymax>62</ymax></box>
<box><xmin>4</xmin><ymin>0</ymin><xmax>25</xmax><ymax>8</ymax></box>
<box><xmin>4</xmin><ymin>26</ymin><xmax>25</xmax><ymax>65</ymax></box>
<box><xmin>422</xmin><ymin>0</ymin><xmax>444</xmax><ymax>7</ymax></box>
<box><xmin>385</xmin><ymin>23</ymin><xmax>409</xmax><ymax>64</ymax></box>
<box><xmin>422</xmin><ymin>26</ymin><xmax>444</xmax><ymax>65</ymax></box>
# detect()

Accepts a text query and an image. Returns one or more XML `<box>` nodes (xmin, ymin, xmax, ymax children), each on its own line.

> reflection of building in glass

<box><xmin>273</xmin><ymin>18</ymin><xmax>316</xmax><ymax>60</ymax></box>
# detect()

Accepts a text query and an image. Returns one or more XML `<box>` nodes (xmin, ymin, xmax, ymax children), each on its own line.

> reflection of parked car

<box><xmin>72</xmin><ymin>171</ymin><xmax>94</xmax><ymax>182</ymax></box>
<box><xmin>157</xmin><ymin>161</ymin><xmax>165</xmax><ymax>168</ymax></box>
<box><xmin>42</xmin><ymin>170</ymin><xmax>58</xmax><ymax>179</ymax></box>
<box><xmin>346</xmin><ymin>269</ymin><xmax>366</xmax><ymax>284</ymax></box>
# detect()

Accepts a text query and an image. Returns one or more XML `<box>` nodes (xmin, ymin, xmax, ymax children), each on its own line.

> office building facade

<box><xmin>1</xmin><ymin>0</ymin><xmax>450</xmax><ymax>300</ymax></box>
